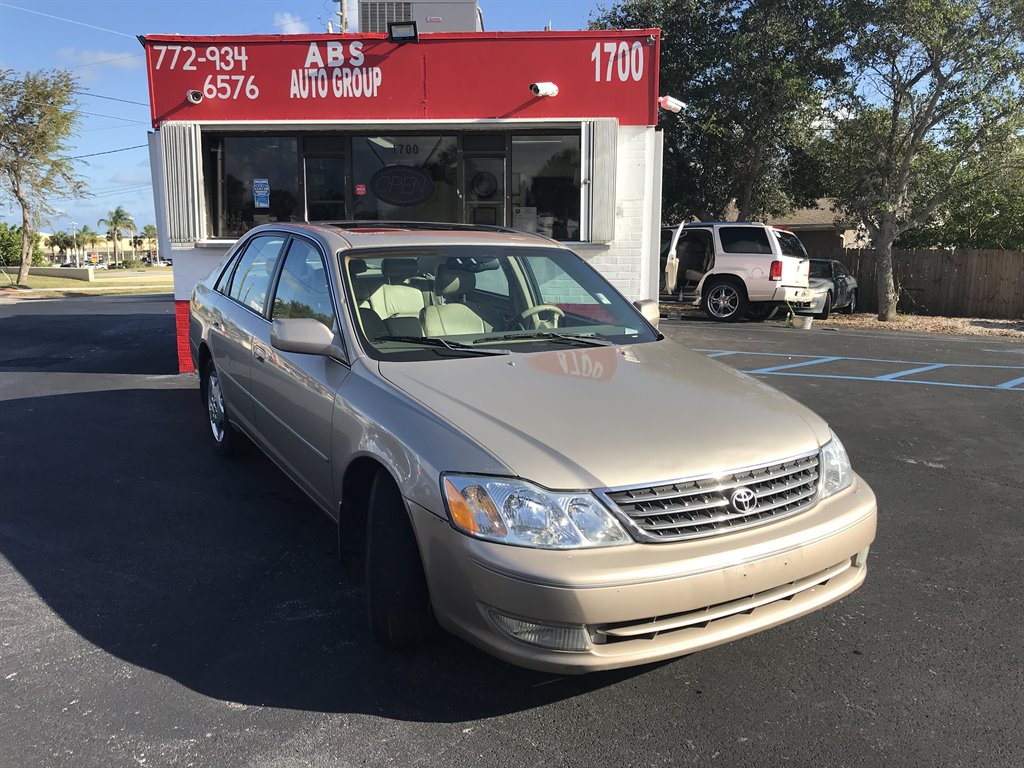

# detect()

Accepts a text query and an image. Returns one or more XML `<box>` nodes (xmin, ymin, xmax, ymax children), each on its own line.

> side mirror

<box><xmin>271</xmin><ymin>318</ymin><xmax>345</xmax><ymax>359</ymax></box>
<box><xmin>634</xmin><ymin>299</ymin><xmax>661</xmax><ymax>328</ymax></box>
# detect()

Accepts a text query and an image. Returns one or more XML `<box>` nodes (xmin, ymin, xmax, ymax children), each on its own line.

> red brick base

<box><xmin>175</xmin><ymin>300</ymin><xmax>195</xmax><ymax>373</ymax></box>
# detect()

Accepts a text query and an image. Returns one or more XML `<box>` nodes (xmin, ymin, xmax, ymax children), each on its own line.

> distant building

<box><xmin>764</xmin><ymin>199</ymin><xmax>867</xmax><ymax>253</ymax></box>
<box><xmin>358</xmin><ymin>0</ymin><xmax>483</xmax><ymax>33</ymax></box>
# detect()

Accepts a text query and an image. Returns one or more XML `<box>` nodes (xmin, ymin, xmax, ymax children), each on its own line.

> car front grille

<box><xmin>601</xmin><ymin>451</ymin><xmax>821</xmax><ymax>542</ymax></box>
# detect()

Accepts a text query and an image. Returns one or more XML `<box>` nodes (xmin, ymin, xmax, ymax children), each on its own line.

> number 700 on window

<box><xmin>590</xmin><ymin>41</ymin><xmax>645</xmax><ymax>82</ymax></box>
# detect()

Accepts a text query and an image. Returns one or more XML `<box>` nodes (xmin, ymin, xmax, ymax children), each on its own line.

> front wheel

<box><xmin>366</xmin><ymin>472</ymin><xmax>434</xmax><ymax>646</ymax></box>
<box><xmin>844</xmin><ymin>290</ymin><xmax>857</xmax><ymax>314</ymax></box>
<box><xmin>701</xmin><ymin>280</ymin><xmax>748</xmax><ymax>322</ymax></box>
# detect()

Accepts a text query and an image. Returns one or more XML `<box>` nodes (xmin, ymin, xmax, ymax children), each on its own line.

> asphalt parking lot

<box><xmin>1</xmin><ymin>295</ymin><xmax>1021</xmax><ymax>768</ymax></box>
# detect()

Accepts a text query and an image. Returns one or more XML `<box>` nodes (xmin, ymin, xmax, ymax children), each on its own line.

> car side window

<box><xmin>227</xmin><ymin>235</ymin><xmax>287</xmax><ymax>314</ymax></box>
<box><xmin>772</xmin><ymin>230</ymin><xmax>807</xmax><ymax>258</ymax></box>
<box><xmin>214</xmin><ymin>252</ymin><xmax>241</xmax><ymax>293</ymax></box>
<box><xmin>271</xmin><ymin>238</ymin><xmax>337</xmax><ymax>330</ymax></box>
<box><xmin>719</xmin><ymin>226</ymin><xmax>772</xmax><ymax>254</ymax></box>
<box><xmin>834</xmin><ymin>262</ymin><xmax>848</xmax><ymax>277</ymax></box>
<box><xmin>473</xmin><ymin>263</ymin><xmax>510</xmax><ymax>297</ymax></box>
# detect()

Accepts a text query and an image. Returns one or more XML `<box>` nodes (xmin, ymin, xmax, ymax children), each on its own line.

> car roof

<box><xmin>240</xmin><ymin>221</ymin><xmax>568</xmax><ymax>252</ymax></box>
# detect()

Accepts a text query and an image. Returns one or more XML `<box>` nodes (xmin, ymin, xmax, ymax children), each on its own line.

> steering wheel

<box><xmin>508</xmin><ymin>304</ymin><xmax>565</xmax><ymax>330</ymax></box>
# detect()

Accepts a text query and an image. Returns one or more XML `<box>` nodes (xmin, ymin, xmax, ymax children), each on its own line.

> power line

<box><xmin>71</xmin><ymin>145</ymin><xmax>148</xmax><ymax>160</ymax></box>
<box><xmin>0</xmin><ymin>2</ymin><xmax>135</xmax><ymax>38</ymax></box>
<box><xmin>74</xmin><ymin>90</ymin><xmax>149</xmax><ymax>108</ymax></box>
<box><xmin>66</xmin><ymin>53</ymin><xmax>145</xmax><ymax>71</ymax></box>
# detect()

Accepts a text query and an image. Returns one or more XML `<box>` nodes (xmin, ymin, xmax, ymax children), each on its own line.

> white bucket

<box><xmin>799</xmin><ymin>316</ymin><xmax>814</xmax><ymax>330</ymax></box>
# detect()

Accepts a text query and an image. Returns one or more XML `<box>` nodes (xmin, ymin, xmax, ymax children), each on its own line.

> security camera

<box><xmin>529</xmin><ymin>82</ymin><xmax>559</xmax><ymax>98</ymax></box>
<box><xmin>658</xmin><ymin>95</ymin><xmax>685</xmax><ymax>113</ymax></box>
<box><xmin>186</xmin><ymin>89</ymin><xmax>204</xmax><ymax>104</ymax></box>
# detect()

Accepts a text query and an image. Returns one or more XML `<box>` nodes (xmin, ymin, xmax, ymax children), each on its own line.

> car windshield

<box><xmin>341</xmin><ymin>245</ymin><xmax>659</xmax><ymax>360</ymax></box>
<box><xmin>809</xmin><ymin>260</ymin><xmax>831</xmax><ymax>279</ymax></box>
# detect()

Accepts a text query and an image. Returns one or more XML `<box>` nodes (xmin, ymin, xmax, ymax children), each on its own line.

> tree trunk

<box><xmin>875</xmin><ymin>221</ymin><xmax>899</xmax><ymax>321</ymax></box>
<box><xmin>17</xmin><ymin>207</ymin><xmax>32</xmax><ymax>285</ymax></box>
<box><xmin>735</xmin><ymin>144</ymin><xmax>763</xmax><ymax>221</ymax></box>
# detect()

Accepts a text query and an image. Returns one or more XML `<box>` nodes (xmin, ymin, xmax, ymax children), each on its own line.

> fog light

<box><xmin>853</xmin><ymin>546</ymin><xmax>870</xmax><ymax>567</ymax></box>
<box><xmin>488</xmin><ymin>610</ymin><xmax>590</xmax><ymax>652</ymax></box>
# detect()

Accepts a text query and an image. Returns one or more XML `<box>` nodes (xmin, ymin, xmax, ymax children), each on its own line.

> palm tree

<box><xmin>142</xmin><ymin>224</ymin><xmax>158</xmax><ymax>260</ymax></box>
<box><xmin>131</xmin><ymin>234</ymin><xmax>145</xmax><ymax>259</ymax></box>
<box><xmin>77</xmin><ymin>225</ymin><xmax>98</xmax><ymax>263</ymax></box>
<box><xmin>97</xmin><ymin>206</ymin><xmax>136</xmax><ymax>266</ymax></box>
<box><xmin>44</xmin><ymin>236</ymin><xmax>57</xmax><ymax>263</ymax></box>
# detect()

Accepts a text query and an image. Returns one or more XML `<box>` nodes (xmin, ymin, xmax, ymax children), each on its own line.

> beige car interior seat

<box><xmin>367</xmin><ymin>258</ymin><xmax>426</xmax><ymax>336</ymax></box>
<box><xmin>421</xmin><ymin>265</ymin><xmax>493</xmax><ymax>336</ymax></box>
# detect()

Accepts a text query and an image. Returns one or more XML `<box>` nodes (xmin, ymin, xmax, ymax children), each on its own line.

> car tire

<box><xmin>844</xmin><ymin>290</ymin><xmax>857</xmax><ymax>315</ymax></box>
<box><xmin>815</xmin><ymin>292</ymin><xmax>832</xmax><ymax>320</ymax></box>
<box><xmin>744</xmin><ymin>303</ymin><xmax>776</xmax><ymax>322</ymax></box>
<box><xmin>365</xmin><ymin>471</ymin><xmax>434</xmax><ymax>647</ymax></box>
<box><xmin>200</xmin><ymin>358</ymin><xmax>245</xmax><ymax>457</ymax></box>
<box><xmin>701</xmin><ymin>278</ymin><xmax>748</xmax><ymax>322</ymax></box>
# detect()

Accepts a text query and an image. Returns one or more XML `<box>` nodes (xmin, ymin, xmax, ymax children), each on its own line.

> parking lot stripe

<box><xmin>695</xmin><ymin>349</ymin><xmax>1024</xmax><ymax>370</ymax></box>
<box><xmin>746</xmin><ymin>356</ymin><xmax>839</xmax><ymax>374</ymax></box>
<box><xmin>873</xmin><ymin>364</ymin><xmax>948</xmax><ymax>380</ymax></box>
<box><xmin>694</xmin><ymin>350</ymin><xmax>1024</xmax><ymax>392</ymax></box>
<box><xmin>996</xmin><ymin>375</ymin><xmax>1024</xmax><ymax>390</ymax></box>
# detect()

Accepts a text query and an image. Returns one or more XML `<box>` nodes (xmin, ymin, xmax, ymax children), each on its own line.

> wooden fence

<box><xmin>813</xmin><ymin>247</ymin><xmax>1024</xmax><ymax>319</ymax></box>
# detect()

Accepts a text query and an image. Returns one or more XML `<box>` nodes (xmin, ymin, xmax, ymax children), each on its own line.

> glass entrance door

<box><xmin>304</xmin><ymin>157</ymin><xmax>347</xmax><ymax>221</ymax></box>
<box><xmin>464</xmin><ymin>156</ymin><xmax>506</xmax><ymax>226</ymax></box>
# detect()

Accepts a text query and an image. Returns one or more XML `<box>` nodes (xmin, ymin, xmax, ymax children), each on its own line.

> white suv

<box><xmin>662</xmin><ymin>222</ymin><xmax>813</xmax><ymax>321</ymax></box>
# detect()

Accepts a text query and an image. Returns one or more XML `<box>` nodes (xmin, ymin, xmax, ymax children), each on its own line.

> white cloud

<box><xmin>273</xmin><ymin>12</ymin><xmax>309</xmax><ymax>34</ymax></box>
<box><xmin>110</xmin><ymin>171</ymin><xmax>151</xmax><ymax>185</ymax></box>
<box><xmin>57</xmin><ymin>48</ymin><xmax>144</xmax><ymax>71</ymax></box>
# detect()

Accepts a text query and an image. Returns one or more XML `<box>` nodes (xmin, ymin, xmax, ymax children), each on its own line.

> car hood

<box><xmin>378</xmin><ymin>340</ymin><xmax>832</xmax><ymax>490</ymax></box>
<box><xmin>808</xmin><ymin>277</ymin><xmax>833</xmax><ymax>291</ymax></box>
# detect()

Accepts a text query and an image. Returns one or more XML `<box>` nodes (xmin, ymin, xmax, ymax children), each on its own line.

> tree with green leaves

<box><xmin>0</xmin><ymin>68</ymin><xmax>85</xmax><ymax>285</ymax></box>
<box><xmin>98</xmin><ymin>206</ymin><xmax>136</xmax><ymax>266</ymax></box>
<box><xmin>591</xmin><ymin>0</ymin><xmax>849</xmax><ymax>221</ymax></box>
<box><xmin>77</xmin><ymin>224</ymin><xmax>99</xmax><ymax>262</ymax></box>
<box><xmin>141</xmin><ymin>224</ymin><xmax>158</xmax><ymax>258</ymax></box>
<box><xmin>820</xmin><ymin>0</ymin><xmax>1024</xmax><ymax>319</ymax></box>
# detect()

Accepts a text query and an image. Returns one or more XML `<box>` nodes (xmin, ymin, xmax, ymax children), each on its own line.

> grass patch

<box><xmin>1</xmin><ymin>273</ymin><xmax>173</xmax><ymax>290</ymax></box>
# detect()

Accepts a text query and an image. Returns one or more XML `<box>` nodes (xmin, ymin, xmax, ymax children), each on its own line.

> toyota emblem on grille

<box><xmin>730</xmin><ymin>487</ymin><xmax>757</xmax><ymax>513</ymax></box>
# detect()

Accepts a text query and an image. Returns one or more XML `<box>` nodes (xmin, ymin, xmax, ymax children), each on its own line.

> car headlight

<box><xmin>820</xmin><ymin>432</ymin><xmax>854</xmax><ymax>498</ymax></box>
<box><xmin>442</xmin><ymin>475</ymin><xmax>631</xmax><ymax>549</ymax></box>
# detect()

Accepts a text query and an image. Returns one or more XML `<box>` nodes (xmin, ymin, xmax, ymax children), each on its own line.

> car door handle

<box><xmin>253</xmin><ymin>344</ymin><xmax>268</xmax><ymax>363</ymax></box>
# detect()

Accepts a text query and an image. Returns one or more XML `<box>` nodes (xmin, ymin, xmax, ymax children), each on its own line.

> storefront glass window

<box><xmin>351</xmin><ymin>136</ymin><xmax>458</xmax><ymax>222</ymax></box>
<box><xmin>205</xmin><ymin>136</ymin><xmax>300</xmax><ymax>238</ymax></box>
<box><xmin>511</xmin><ymin>135</ymin><xmax>581</xmax><ymax>241</ymax></box>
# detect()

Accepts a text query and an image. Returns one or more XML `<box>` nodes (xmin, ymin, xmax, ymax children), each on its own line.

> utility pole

<box><xmin>333</xmin><ymin>0</ymin><xmax>348</xmax><ymax>33</ymax></box>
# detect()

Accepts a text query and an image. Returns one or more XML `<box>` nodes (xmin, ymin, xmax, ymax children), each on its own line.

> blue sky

<box><xmin>0</xmin><ymin>0</ymin><xmax>600</xmax><ymax>235</ymax></box>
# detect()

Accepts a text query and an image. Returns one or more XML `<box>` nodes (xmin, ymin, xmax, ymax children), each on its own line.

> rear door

<box><xmin>771</xmin><ymin>228</ymin><xmax>810</xmax><ymax>287</ymax></box>
<box><xmin>212</xmin><ymin>233</ymin><xmax>288</xmax><ymax>431</ymax></box>
<box><xmin>714</xmin><ymin>225</ymin><xmax>775</xmax><ymax>300</ymax></box>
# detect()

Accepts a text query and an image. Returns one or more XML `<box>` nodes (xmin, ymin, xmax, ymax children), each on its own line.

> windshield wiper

<box><xmin>374</xmin><ymin>335</ymin><xmax>510</xmax><ymax>355</ymax></box>
<box><xmin>473</xmin><ymin>331</ymin><xmax>614</xmax><ymax>347</ymax></box>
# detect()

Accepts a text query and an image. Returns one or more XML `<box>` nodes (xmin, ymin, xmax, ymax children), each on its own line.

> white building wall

<box><xmin>574</xmin><ymin>124</ymin><xmax>658</xmax><ymax>302</ymax></box>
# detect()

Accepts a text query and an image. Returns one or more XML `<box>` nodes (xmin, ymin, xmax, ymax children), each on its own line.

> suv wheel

<box><xmin>702</xmin><ymin>279</ymin><xmax>748</xmax><ymax>322</ymax></box>
<box><xmin>366</xmin><ymin>471</ymin><xmax>434</xmax><ymax>646</ymax></box>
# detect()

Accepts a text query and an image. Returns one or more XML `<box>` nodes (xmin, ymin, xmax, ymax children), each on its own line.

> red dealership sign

<box><xmin>143</xmin><ymin>30</ymin><xmax>660</xmax><ymax>127</ymax></box>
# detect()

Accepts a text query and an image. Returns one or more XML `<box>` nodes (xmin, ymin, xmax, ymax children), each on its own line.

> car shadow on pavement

<box><xmin>0</xmin><ymin>311</ymin><xmax>178</xmax><ymax>375</ymax></box>
<box><xmin>0</xmin><ymin>386</ymin><xmax>649</xmax><ymax>721</ymax></box>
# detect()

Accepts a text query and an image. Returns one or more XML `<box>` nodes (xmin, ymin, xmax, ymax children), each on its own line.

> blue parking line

<box><xmin>874</xmin><ymin>364</ymin><xmax>948</xmax><ymax>380</ymax></box>
<box><xmin>747</xmin><ymin>356</ymin><xmax>839</xmax><ymax>374</ymax></box>
<box><xmin>755</xmin><ymin>371</ymin><xmax>1021</xmax><ymax>391</ymax></box>
<box><xmin>997</xmin><ymin>375</ymin><xmax>1024</xmax><ymax>390</ymax></box>
<box><xmin>694</xmin><ymin>349</ymin><xmax>1024</xmax><ymax>392</ymax></box>
<box><xmin>694</xmin><ymin>349</ymin><xmax>1024</xmax><ymax>370</ymax></box>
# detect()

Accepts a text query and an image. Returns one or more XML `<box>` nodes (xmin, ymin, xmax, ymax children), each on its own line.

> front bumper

<box><xmin>411</xmin><ymin>475</ymin><xmax>877</xmax><ymax>673</ymax></box>
<box><xmin>794</xmin><ymin>291</ymin><xmax>830</xmax><ymax>315</ymax></box>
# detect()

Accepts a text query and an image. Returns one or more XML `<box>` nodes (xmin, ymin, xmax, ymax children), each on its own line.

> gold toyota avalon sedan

<box><xmin>189</xmin><ymin>222</ymin><xmax>876</xmax><ymax>673</ymax></box>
